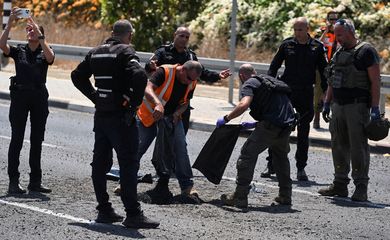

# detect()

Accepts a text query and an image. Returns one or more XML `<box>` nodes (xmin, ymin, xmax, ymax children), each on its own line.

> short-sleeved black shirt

<box><xmin>241</xmin><ymin>77</ymin><xmax>295</xmax><ymax>127</ymax></box>
<box><xmin>150</xmin><ymin>67</ymin><xmax>194</xmax><ymax>115</ymax></box>
<box><xmin>146</xmin><ymin>43</ymin><xmax>220</xmax><ymax>83</ymax></box>
<box><xmin>332</xmin><ymin>43</ymin><xmax>380</xmax><ymax>100</ymax></box>
<box><xmin>4</xmin><ymin>44</ymin><xmax>54</xmax><ymax>85</ymax></box>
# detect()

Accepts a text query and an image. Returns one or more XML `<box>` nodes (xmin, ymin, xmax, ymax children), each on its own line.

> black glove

<box><xmin>123</xmin><ymin>106</ymin><xmax>137</xmax><ymax>126</ymax></box>
<box><xmin>322</xmin><ymin>102</ymin><xmax>331</xmax><ymax>123</ymax></box>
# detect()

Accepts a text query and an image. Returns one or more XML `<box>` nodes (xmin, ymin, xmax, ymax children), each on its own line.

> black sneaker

<box><xmin>274</xmin><ymin>195</ymin><xmax>292</xmax><ymax>205</ymax></box>
<box><xmin>8</xmin><ymin>182</ymin><xmax>27</xmax><ymax>194</ymax></box>
<box><xmin>122</xmin><ymin>212</ymin><xmax>159</xmax><ymax>229</ymax></box>
<box><xmin>96</xmin><ymin>209</ymin><xmax>124</xmax><ymax>223</ymax></box>
<box><xmin>260</xmin><ymin>167</ymin><xmax>275</xmax><ymax>178</ymax></box>
<box><xmin>141</xmin><ymin>182</ymin><xmax>173</xmax><ymax>205</ymax></box>
<box><xmin>28</xmin><ymin>183</ymin><xmax>52</xmax><ymax>193</ymax></box>
<box><xmin>297</xmin><ymin>169</ymin><xmax>309</xmax><ymax>181</ymax></box>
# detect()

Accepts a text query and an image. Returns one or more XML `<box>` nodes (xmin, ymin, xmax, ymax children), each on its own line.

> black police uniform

<box><xmin>71</xmin><ymin>37</ymin><xmax>147</xmax><ymax>216</ymax></box>
<box><xmin>145</xmin><ymin>43</ymin><xmax>220</xmax><ymax>134</ymax></box>
<box><xmin>268</xmin><ymin>36</ymin><xmax>327</xmax><ymax>170</ymax></box>
<box><xmin>5</xmin><ymin>44</ymin><xmax>54</xmax><ymax>186</ymax></box>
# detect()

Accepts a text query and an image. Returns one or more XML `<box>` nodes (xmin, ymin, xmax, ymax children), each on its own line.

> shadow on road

<box><xmin>329</xmin><ymin>197</ymin><xmax>390</xmax><ymax>209</ymax></box>
<box><xmin>0</xmin><ymin>192</ymin><xmax>50</xmax><ymax>201</ymax></box>
<box><xmin>206</xmin><ymin>199</ymin><xmax>300</xmax><ymax>214</ymax></box>
<box><xmin>68</xmin><ymin>222</ymin><xmax>146</xmax><ymax>239</ymax></box>
<box><xmin>292</xmin><ymin>180</ymin><xmax>329</xmax><ymax>187</ymax></box>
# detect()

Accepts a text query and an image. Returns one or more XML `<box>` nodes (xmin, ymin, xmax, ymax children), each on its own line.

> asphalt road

<box><xmin>0</xmin><ymin>99</ymin><xmax>389</xmax><ymax>240</ymax></box>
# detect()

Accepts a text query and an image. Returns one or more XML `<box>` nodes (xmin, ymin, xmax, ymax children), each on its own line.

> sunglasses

<box><xmin>187</xmin><ymin>75</ymin><xmax>196</xmax><ymax>81</ymax></box>
<box><xmin>335</xmin><ymin>19</ymin><xmax>354</xmax><ymax>32</ymax></box>
<box><xmin>178</xmin><ymin>34</ymin><xmax>190</xmax><ymax>39</ymax></box>
<box><xmin>328</xmin><ymin>18</ymin><xmax>338</xmax><ymax>21</ymax></box>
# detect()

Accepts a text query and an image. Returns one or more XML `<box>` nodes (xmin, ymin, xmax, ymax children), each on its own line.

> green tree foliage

<box><xmin>189</xmin><ymin>0</ymin><xmax>389</xmax><ymax>52</ymax></box>
<box><xmin>99</xmin><ymin>0</ymin><xmax>207</xmax><ymax>51</ymax></box>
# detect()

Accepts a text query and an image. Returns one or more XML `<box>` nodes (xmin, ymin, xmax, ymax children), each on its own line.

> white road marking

<box><xmin>0</xmin><ymin>199</ymin><xmax>92</xmax><ymax>224</ymax></box>
<box><xmin>222</xmin><ymin>176</ymin><xmax>390</xmax><ymax>209</ymax></box>
<box><xmin>0</xmin><ymin>135</ymin><xmax>69</xmax><ymax>150</ymax></box>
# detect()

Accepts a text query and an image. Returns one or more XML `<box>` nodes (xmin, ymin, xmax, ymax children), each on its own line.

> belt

<box><xmin>289</xmin><ymin>85</ymin><xmax>314</xmax><ymax>91</ymax></box>
<box><xmin>333</xmin><ymin>97</ymin><xmax>369</xmax><ymax>106</ymax></box>
<box><xmin>10</xmin><ymin>83</ymin><xmax>45</xmax><ymax>91</ymax></box>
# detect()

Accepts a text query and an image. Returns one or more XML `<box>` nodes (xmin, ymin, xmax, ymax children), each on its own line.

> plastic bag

<box><xmin>193</xmin><ymin>124</ymin><xmax>242</xmax><ymax>184</ymax></box>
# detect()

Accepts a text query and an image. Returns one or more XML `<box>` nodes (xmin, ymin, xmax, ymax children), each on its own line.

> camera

<box><xmin>16</xmin><ymin>8</ymin><xmax>30</xmax><ymax>19</ymax></box>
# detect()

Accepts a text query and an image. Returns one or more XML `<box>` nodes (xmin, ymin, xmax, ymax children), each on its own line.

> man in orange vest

<box><xmin>137</xmin><ymin>60</ymin><xmax>202</xmax><ymax>204</ymax></box>
<box><xmin>313</xmin><ymin>11</ymin><xmax>339</xmax><ymax>129</ymax></box>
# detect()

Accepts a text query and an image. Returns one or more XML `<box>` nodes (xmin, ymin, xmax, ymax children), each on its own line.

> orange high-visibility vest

<box><xmin>137</xmin><ymin>64</ymin><xmax>197</xmax><ymax>127</ymax></box>
<box><xmin>322</xmin><ymin>32</ymin><xmax>336</xmax><ymax>61</ymax></box>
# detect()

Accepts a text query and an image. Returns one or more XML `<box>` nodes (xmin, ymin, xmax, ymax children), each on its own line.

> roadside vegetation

<box><xmin>4</xmin><ymin>0</ymin><xmax>388</xmax><ymax>73</ymax></box>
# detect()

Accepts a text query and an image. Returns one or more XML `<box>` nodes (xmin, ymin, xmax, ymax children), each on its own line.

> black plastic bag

<box><xmin>151</xmin><ymin>117</ymin><xmax>176</xmax><ymax>176</ymax></box>
<box><xmin>193</xmin><ymin>124</ymin><xmax>242</xmax><ymax>184</ymax></box>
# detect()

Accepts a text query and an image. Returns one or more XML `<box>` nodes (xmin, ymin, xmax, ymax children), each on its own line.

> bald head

<box><xmin>239</xmin><ymin>64</ymin><xmax>256</xmax><ymax>82</ymax></box>
<box><xmin>112</xmin><ymin>19</ymin><xmax>133</xmax><ymax>44</ymax></box>
<box><xmin>293</xmin><ymin>17</ymin><xmax>309</xmax><ymax>44</ymax></box>
<box><xmin>174</xmin><ymin>26</ymin><xmax>191</xmax><ymax>52</ymax></box>
<box><xmin>175</xmin><ymin>26</ymin><xmax>190</xmax><ymax>35</ymax></box>
<box><xmin>294</xmin><ymin>17</ymin><xmax>309</xmax><ymax>27</ymax></box>
<box><xmin>334</xmin><ymin>19</ymin><xmax>357</xmax><ymax>48</ymax></box>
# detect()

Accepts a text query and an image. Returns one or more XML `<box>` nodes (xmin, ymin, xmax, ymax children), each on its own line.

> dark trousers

<box><xmin>237</xmin><ymin>121</ymin><xmax>292</xmax><ymax>197</ymax></box>
<box><xmin>182</xmin><ymin>104</ymin><xmax>191</xmax><ymax>135</ymax></box>
<box><xmin>92</xmin><ymin>112</ymin><xmax>141</xmax><ymax>215</ymax></box>
<box><xmin>267</xmin><ymin>87</ymin><xmax>314</xmax><ymax>171</ymax></box>
<box><xmin>290</xmin><ymin>88</ymin><xmax>314</xmax><ymax>170</ymax></box>
<box><xmin>8</xmin><ymin>88</ymin><xmax>49</xmax><ymax>183</ymax></box>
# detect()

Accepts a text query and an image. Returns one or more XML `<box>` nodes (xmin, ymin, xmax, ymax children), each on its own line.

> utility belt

<box><xmin>261</xmin><ymin>119</ymin><xmax>294</xmax><ymax>136</ymax></box>
<box><xmin>288</xmin><ymin>84</ymin><xmax>314</xmax><ymax>91</ymax></box>
<box><xmin>333</xmin><ymin>97</ymin><xmax>369</xmax><ymax>106</ymax></box>
<box><xmin>9</xmin><ymin>83</ymin><xmax>45</xmax><ymax>91</ymax></box>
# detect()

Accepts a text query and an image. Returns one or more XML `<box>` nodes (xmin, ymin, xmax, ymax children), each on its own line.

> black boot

<box><xmin>122</xmin><ymin>211</ymin><xmax>159</xmax><ymax>229</ymax></box>
<box><xmin>28</xmin><ymin>183</ymin><xmax>52</xmax><ymax>193</ymax></box>
<box><xmin>260</xmin><ymin>156</ymin><xmax>275</xmax><ymax>178</ymax></box>
<box><xmin>143</xmin><ymin>178</ymin><xmax>173</xmax><ymax>205</ymax></box>
<box><xmin>96</xmin><ymin>208</ymin><xmax>124</xmax><ymax>223</ymax></box>
<box><xmin>8</xmin><ymin>180</ymin><xmax>26</xmax><ymax>194</ymax></box>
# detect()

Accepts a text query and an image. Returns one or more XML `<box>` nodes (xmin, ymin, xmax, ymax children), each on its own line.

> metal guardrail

<box><xmin>6</xmin><ymin>40</ymin><xmax>390</xmax><ymax>108</ymax></box>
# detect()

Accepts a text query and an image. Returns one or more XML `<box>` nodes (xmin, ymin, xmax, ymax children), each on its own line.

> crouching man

<box><xmin>217</xmin><ymin>64</ymin><xmax>296</xmax><ymax>207</ymax></box>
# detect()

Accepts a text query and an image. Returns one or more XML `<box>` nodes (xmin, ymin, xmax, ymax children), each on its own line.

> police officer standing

<box><xmin>71</xmin><ymin>20</ymin><xmax>159</xmax><ymax>228</ymax></box>
<box><xmin>266</xmin><ymin>17</ymin><xmax>328</xmax><ymax>181</ymax></box>
<box><xmin>0</xmin><ymin>8</ymin><xmax>55</xmax><ymax>194</ymax></box>
<box><xmin>319</xmin><ymin>19</ymin><xmax>381</xmax><ymax>202</ymax></box>
<box><xmin>217</xmin><ymin>64</ymin><xmax>295</xmax><ymax>207</ymax></box>
<box><xmin>145</xmin><ymin>26</ymin><xmax>231</xmax><ymax>134</ymax></box>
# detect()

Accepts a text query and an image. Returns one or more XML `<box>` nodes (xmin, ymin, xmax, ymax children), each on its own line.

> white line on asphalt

<box><xmin>0</xmin><ymin>135</ymin><xmax>69</xmax><ymax>150</ymax></box>
<box><xmin>0</xmin><ymin>199</ymin><xmax>92</xmax><ymax>224</ymax></box>
<box><xmin>222</xmin><ymin>176</ymin><xmax>390</xmax><ymax>209</ymax></box>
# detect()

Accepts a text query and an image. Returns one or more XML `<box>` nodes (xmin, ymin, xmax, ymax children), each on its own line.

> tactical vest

<box><xmin>327</xmin><ymin>42</ymin><xmax>370</xmax><ymax>90</ymax></box>
<box><xmin>137</xmin><ymin>64</ymin><xmax>197</xmax><ymax>127</ymax></box>
<box><xmin>249</xmin><ymin>74</ymin><xmax>291</xmax><ymax>121</ymax></box>
<box><xmin>89</xmin><ymin>42</ymin><xmax>137</xmax><ymax>111</ymax></box>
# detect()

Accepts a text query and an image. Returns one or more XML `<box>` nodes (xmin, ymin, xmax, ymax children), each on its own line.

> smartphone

<box><xmin>17</xmin><ymin>8</ymin><xmax>31</xmax><ymax>18</ymax></box>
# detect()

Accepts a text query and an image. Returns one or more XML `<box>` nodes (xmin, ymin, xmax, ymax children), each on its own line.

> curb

<box><xmin>0</xmin><ymin>90</ymin><xmax>389</xmax><ymax>154</ymax></box>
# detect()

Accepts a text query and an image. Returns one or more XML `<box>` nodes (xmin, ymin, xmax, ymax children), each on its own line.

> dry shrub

<box><xmin>8</xmin><ymin>15</ymin><xmax>109</xmax><ymax>47</ymax></box>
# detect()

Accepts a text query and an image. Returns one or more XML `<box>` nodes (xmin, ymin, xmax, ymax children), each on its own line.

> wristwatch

<box><xmin>38</xmin><ymin>35</ymin><xmax>45</xmax><ymax>40</ymax></box>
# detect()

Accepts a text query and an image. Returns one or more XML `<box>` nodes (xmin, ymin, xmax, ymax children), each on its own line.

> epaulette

<box><xmin>311</xmin><ymin>38</ymin><xmax>324</xmax><ymax>47</ymax></box>
<box><xmin>188</xmin><ymin>48</ymin><xmax>197</xmax><ymax>56</ymax></box>
<box><xmin>156</xmin><ymin>43</ymin><xmax>174</xmax><ymax>51</ymax></box>
<box><xmin>282</xmin><ymin>37</ymin><xmax>294</xmax><ymax>44</ymax></box>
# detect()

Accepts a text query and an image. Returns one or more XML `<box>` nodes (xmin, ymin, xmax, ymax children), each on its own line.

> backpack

<box><xmin>249</xmin><ymin>74</ymin><xmax>291</xmax><ymax>120</ymax></box>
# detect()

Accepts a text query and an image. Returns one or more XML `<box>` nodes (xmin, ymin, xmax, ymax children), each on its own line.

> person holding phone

<box><xmin>0</xmin><ymin>7</ymin><xmax>55</xmax><ymax>194</ymax></box>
